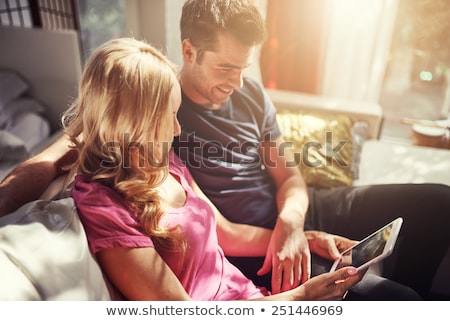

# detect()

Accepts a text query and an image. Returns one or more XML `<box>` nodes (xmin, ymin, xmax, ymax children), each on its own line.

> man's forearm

<box><xmin>276</xmin><ymin>175</ymin><xmax>309</xmax><ymax>228</ymax></box>
<box><xmin>0</xmin><ymin>160</ymin><xmax>59</xmax><ymax>216</ymax></box>
<box><xmin>0</xmin><ymin>135</ymin><xmax>75</xmax><ymax>217</ymax></box>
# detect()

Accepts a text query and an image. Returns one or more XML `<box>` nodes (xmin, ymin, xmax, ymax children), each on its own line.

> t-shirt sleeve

<box><xmin>72</xmin><ymin>176</ymin><xmax>153</xmax><ymax>255</ymax></box>
<box><xmin>262</xmin><ymin>90</ymin><xmax>282</xmax><ymax>141</ymax></box>
<box><xmin>244</xmin><ymin>77</ymin><xmax>282</xmax><ymax>141</ymax></box>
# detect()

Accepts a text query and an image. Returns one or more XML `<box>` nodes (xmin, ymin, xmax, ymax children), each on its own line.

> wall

<box><xmin>124</xmin><ymin>0</ymin><xmax>183</xmax><ymax>66</ymax></box>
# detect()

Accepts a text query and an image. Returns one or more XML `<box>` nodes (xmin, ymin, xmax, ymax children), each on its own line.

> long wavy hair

<box><xmin>62</xmin><ymin>37</ymin><xmax>185</xmax><ymax>251</ymax></box>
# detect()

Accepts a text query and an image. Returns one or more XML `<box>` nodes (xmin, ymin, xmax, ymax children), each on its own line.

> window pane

<box><xmin>21</xmin><ymin>7</ymin><xmax>31</xmax><ymax>27</ymax></box>
<box><xmin>76</xmin><ymin>0</ymin><xmax>126</xmax><ymax>62</ymax></box>
<box><xmin>380</xmin><ymin>0</ymin><xmax>450</xmax><ymax>141</ymax></box>
<box><xmin>0</xmin><ymin>12</ymin><xmax>10</xmax><ymax>24</ymax></box>
<box><xmin>10</xmin><ymin>11</ymin><xmax>20</xmax><ymax>25</ymax></box>
<box><xmin>8</xmin><ymin>0</ymin><xmax>18</xmax><ymax>9</ymax></box>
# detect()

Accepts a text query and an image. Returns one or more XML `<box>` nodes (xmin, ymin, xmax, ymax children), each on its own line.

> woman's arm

<box><xmin>97</xmin><ymin>246</ymin><xmax>191</xmax><ymax>300</ymax></box>
<box><xmin>97</xmin><ymin>244</ymin><xmax>361</xmax><ymax>301</ymax></box>
<box><xmin>190</xmin><ymin>180</ymin><xmax>272</xmax><ymax>257</ymax></box>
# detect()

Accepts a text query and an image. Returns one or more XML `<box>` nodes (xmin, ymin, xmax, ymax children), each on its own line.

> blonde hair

<box><xmin>63</xmin><ymin>37</ymin><xmax>184</xmax><ymax>251</ymax></box>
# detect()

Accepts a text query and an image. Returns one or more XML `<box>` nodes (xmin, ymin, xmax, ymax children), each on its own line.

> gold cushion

<box><xmin>277</xmin><ymin>111</ymin><xmax>354</xmax><ymax>188</ymax></box>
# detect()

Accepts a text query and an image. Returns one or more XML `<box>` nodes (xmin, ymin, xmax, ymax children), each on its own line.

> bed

<box><xmin>0</xmin><ymin>26</ymin><xmax>82</xmax><ymax>181</ymax></box>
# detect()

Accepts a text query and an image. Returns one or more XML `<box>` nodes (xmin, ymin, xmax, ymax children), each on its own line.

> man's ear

<box><xmin>181</xmin><ymin>39</ymin><xmax>195</xmax><ymax>63</ymax></box>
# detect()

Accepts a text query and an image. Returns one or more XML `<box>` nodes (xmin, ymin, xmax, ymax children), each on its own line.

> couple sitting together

<box><xmin>0</xmin><ymin>0</ymin><xmax>448</xmax><ymax>301</ymax></box>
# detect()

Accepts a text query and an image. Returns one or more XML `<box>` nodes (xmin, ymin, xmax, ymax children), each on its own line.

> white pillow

<box><xmin>0</xmin><ymin>97</ymin><xmax>46</xmax><ymax>128</ymax></box>
<box><xmin>7</xmin><ymin>112</ymin><xmax>51</xmax><ymax>152</ymax></box>
<box><xmin>0</xmin><ymin>130</ymin><xmax>29</xmax><ymax>161</ymax></box>
<box><xmin>0</xmin><ymin>197</ymin><xmax>112</xmax><ymax>300</ymax></box>
<box><xmin>0</xmin><ymin>71</ymin><xmax>28</xmax><ymax>111</ymax></box>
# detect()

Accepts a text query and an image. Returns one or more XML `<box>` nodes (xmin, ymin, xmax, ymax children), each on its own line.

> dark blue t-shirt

<box><xmin>173</xmin><ymin>78</ymin><xmax>282</xmax><ymax>229</ymax></box>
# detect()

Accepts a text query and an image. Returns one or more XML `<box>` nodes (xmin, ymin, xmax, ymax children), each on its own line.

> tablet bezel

<box><xmin>329</xmin><ymin>217</ymin><xmax>403</xmax><ymax>272</ymax></box>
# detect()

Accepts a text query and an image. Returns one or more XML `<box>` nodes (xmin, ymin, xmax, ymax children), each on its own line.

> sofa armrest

<box><xmin>267</xmin><ymin>88</ymin><xmax>383</xmax><ymax>140</ymax></box>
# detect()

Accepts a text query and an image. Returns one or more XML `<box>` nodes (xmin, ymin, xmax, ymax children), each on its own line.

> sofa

<box><xmin>1</xmin><ymin>27</ymin><xmax>449</xmax><ymax>300</ymax></box>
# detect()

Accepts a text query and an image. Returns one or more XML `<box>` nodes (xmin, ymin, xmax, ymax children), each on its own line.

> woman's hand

<box><xmin>305</xmin><ymin>230</ymin><xmax>358</xmax><ymax>261</ymax></box>
<box><xmin>294</xmin><ymin>266</ymin><xmax>362</xmax><ymax>301</ymax></box>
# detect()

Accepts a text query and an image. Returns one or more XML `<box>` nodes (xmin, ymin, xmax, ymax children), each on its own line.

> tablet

<box><xmin>329</xmin><ymin>217</ymin><xmax>403</xmax><ymax>272</ymax></box>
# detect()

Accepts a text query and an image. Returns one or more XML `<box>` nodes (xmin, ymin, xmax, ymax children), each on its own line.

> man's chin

<box><xmin>213</xmin><ymin>95</ymin><xmax>231</xmax><ymax>106</ymax></box>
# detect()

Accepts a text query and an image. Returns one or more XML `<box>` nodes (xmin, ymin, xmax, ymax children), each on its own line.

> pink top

<box><xmin>72</xmin><ymin>151</ymin><xmax>267</xmax><ymax>300</ymax></box>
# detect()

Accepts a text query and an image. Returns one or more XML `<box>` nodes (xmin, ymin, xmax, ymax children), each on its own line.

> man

<box><xmin>172</xmin><ymin>0</ymin><xmax>449</xmax><ymax>299</ymax></box>
<box><xmin>0</xmin><ymin>0</ymin><xmax>448</xmax><ymax>300</ymax></box>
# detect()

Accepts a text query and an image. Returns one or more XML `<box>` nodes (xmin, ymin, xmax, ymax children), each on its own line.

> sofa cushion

<box><xmin>0</xmin><ymin>71</ymin><xmax>28</xmax><ymax>112</ymax></box>
<box><xmin>0</xmin><ymin>130</ymin><xmax>30</xmax><ymax>161</ymax></box>
<box><xmin>277</xmin><ymin>111</ymin><xmax>360</xmax><ymax>188</ymax></box>
<box><xmin>0</xmin><ymin>197</ymin><xmax>111</xmax><ymax>300</ymax></box>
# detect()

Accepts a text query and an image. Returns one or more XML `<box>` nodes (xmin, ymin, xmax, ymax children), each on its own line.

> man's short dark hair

<box><xmin>180</xmin><ymin>0</ymin><xmax>266</xmax><ymax>53</ymax></box>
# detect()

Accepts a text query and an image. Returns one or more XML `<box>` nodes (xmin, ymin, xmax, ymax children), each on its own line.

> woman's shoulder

<box><xmin>72</xmin><ymin>174</ymin><xmax>127</xmax><ymax>209</ymax></box>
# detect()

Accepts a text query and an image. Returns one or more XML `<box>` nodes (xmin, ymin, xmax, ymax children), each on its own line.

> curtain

<box><xmin>259</xmin><ymin>0</ymin><xmax>328</xmax><ymax>93</ymax></box>
<box><xmin>260</xmin><ymin>0</ymin><xmax>398</xmax><ymax>102</ymax></box>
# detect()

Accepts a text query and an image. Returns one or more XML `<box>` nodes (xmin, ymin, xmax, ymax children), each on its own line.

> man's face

<box><xmin>180</xmin><ymin>32</ymin><xmax>256</xmax><ymax>109</ymax></box>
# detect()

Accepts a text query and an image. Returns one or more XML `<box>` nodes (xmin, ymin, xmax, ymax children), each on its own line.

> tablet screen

<box><xmin>334</xmin><ymin>223</ymin><xmax>393</xmax><ymax>270</ymax></box>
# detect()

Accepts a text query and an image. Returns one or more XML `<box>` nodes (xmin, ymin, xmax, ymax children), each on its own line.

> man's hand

<box><xmin>257</xmin><ymin>217</ymin><xmax>311</xmax><ymax>294</ymax></box>
<box><xmin>306</xmin><ymin>230</ymin><xmax>358</xmax><ymax>261</ymax></box>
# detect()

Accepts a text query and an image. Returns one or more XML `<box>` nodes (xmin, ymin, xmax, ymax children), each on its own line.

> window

<box><xmin>260</xmin><ymin>0</ymin><xmax>450</xmax><ymax>143</ymax></box>
<box><xmin>380</xmin><ymin>0</ymin><xmax>450</xmax><ymax>141</ymax></box>
<box><xmin>0</xmin><ymin>0</ymin><xmax>32</xmax><ymax>27</ymax></box>
<box><xmin>0</xmin><ymin>0</ymin><xmax>78</xmax><ymax>29</ymax></box>
<box><xmin>1</xmin><ymin>0</ymin><xmax>126</xmax><ymax>65</ymax></box>
<box><xmin>76</xmin><ymin>0</ymin><xmax>126</xmax><ymax>62</ymax></box>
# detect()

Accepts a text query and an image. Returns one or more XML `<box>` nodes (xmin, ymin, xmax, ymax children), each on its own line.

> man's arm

<box><xmin>258</xmin><ymin>135</ymin><xmax>310</xmax><ymax>293</ymax></box>
<box><xmin>0</xmin><ymin>135</ymin><xmax>75</xmax><ymax>217</ymax></box>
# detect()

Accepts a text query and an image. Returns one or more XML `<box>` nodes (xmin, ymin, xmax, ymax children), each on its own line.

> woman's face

<box><xmin>171</xmin><ymin>80</ymin><xmax>182</xmax><ymax>137</ymax></box>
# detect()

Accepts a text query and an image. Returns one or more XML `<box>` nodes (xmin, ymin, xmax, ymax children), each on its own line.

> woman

<box><xmin>64</xmin><ymin>37</ymin><xmax>363</xmax><ymax>300</ymax></box>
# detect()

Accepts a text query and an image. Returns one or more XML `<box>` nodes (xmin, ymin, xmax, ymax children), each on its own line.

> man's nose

<box><xmin>230</xmin><ymin>70</ymin><xmax>244</xmax><ymax>89</ymax></box>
